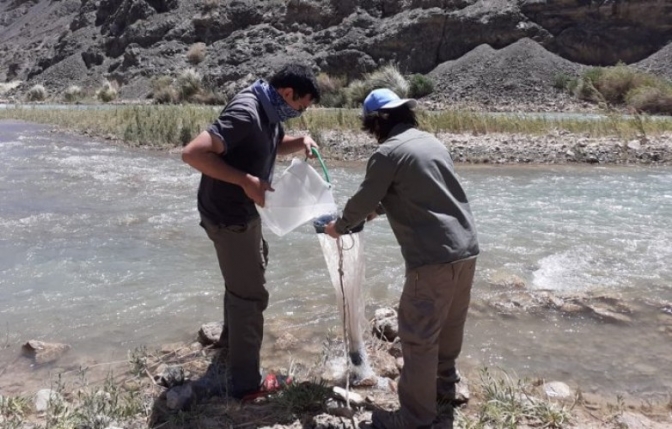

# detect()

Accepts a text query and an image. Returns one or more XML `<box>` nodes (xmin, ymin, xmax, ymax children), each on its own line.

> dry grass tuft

<box><xmin>347</xmin><ymin>64</ymin><xmax>409</xmax><ymax>105</ymax></box>
<box><xmin>187</xmin><ymin>42</ymin><xmax>207</xmax><ymax>65</ymax></box>
<box><xmin>97</xmin><ymin>80</ymin><xmax>118</xmax><ymax>103</ymax></box>
<box><xmin>63</xmin><ymin>85</ymin><xmax>84</xmax><ymax>103</ymax></box>
<box><xmin>26</xmin><ymin>84</ymin><xmax>47</xmax><ymax>101</ymax></box>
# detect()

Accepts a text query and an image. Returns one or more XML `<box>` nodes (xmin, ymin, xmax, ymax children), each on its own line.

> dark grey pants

<box><xmin>398</xmin><ymin>257</ymin><xmax>477</xmax><ymax>426</ymax></box>
<box><xmin>201</xmin><ymin>216</ymin><xmax>269</xmax><ymax>396</ymax></box>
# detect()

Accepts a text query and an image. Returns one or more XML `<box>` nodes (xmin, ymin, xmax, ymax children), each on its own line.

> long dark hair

<box><xmin>361</xmin><ymin>104</ymin><xmax>418</xmax><ymax>142</ymax></box>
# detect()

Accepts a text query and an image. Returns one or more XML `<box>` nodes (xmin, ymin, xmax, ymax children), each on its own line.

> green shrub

<box><xmin>63</xmin><ymin>85</ymin><xmax>83</xmax><ymax>102</ymax></box>
<box><xmin>97</xmin><ymin>80</ymin><xmax>117</xmax><ymax>102</ymax></box>
<box><xmin>582</xmin><ymin>67</ymin><xmax>604</xmax><ymax>85</ymax></box>
<box><xmin>552</xmin><ymin>73</ymin><xmax>571</xmax><ymax>91</ymax></box>
<box><xmin>408</xmin><ymin>73</ymin><xmax>435</xmax><ymax>98</ymax></box>
<box><xmin>180</xmin><ymin>122</ymin><xmax>195</xmax><ymax>145</ymax></box>
<box><xmin>26</xmin><ymin>84</ymin><xmax>47</xmax><ymax>101</ymax></box>
<box><xmin>573</xmin><ymin>77</ymin><xmax>601</xmax><ymax>102</ymax></box>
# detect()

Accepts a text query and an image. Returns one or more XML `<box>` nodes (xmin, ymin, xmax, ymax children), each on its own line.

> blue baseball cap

<box><xmin>363</xmin><ymin>88</ymin><xmax>417</xmax><ymax>116</ymax></box>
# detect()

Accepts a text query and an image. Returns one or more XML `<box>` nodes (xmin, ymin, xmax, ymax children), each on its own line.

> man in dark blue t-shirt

<box><xmin>182</xmin><ymin>64</ymin><xmax>320</xmax><ymax>399</ymax></box>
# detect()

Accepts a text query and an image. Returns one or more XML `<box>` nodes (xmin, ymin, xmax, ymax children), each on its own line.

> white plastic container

<box><xmin>256</xmin><ymin>158</ymin><xmax>337</xmax><ymax>237</ymax></box>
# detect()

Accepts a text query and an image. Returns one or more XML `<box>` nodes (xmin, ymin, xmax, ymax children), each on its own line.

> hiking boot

<box><xmin>437</xmin><ymin>368</ymin><xmax>466</xmax><ymax>404</ymax></box>
<box><xmin>437</xmin><ymin>381</ymin><xmax>456</xmax><ymax>403</ymax></box>
<box><xmin>371</xmin><ymin>409</ymin><xmax>433</xmax><ymax>429</ymax></box>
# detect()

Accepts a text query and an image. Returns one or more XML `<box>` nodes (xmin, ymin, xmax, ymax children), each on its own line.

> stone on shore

<box><xmin>154</xmin><ymin>364</ymin><xmax>185</xmax><ymax>388</ymax></box>
<box><xmin>34</xmin><ymin>389</ymin><xmax>62</xmax><ymax>412</ymax></box>
<box><xmin>542</xmin><ymin>381</ymin><xmax>573</xmax><ymax>400</ymax></box>
<box><xmin>166</xmin><ymin>384</ymin><xmax>193</xmax><ymax>411</ymax></box>
<box><xmin>617</xmin><ymin>411</ymin><xmax>670</xmax><ymax>429</ymax></box>
<box><xmin>197</xmin><ymin>321</ymin><xmax>223</xmax><ymax>346</ymax></box>
<box><xmin>332</xmin><ymin>386</ymin><xmax>364</xmax><ymax>406</ymax></box>
<box><xmin>371</xmin><ymin>307</ymin><xmax>398</xmax><ymax>342</ymax></box>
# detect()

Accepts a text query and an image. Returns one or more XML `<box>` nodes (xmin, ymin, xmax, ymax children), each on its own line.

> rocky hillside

<box><xmin>0</xmin><ymin>0</ymin><xmax>671</xmax><ymax>102</ymax></box>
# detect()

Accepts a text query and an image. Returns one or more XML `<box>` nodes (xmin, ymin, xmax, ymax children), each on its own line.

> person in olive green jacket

<box><xmin>325</xmin><ymin>88</ymin><xmax>479</xmax><ymax>429</ymax></box>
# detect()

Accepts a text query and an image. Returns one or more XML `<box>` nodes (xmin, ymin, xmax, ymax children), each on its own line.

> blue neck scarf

<box><xmin>253</xmin><ymin>80</ymin><xmax>303</xmax><ymax>122</ymax></box>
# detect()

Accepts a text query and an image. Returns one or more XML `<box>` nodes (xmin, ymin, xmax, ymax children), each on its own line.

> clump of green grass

<box><xmin>408</xmin><ymin>73</ymin><xmax>435</xmax><ymax>98</ymax></box>
<box><xmin>552</xmin><ymin>73</ymin><xmax>572</xmax><ymax>91</ymax></box>
<box><xmin>270</xmin><ymin>380</ymin><xmax>331</xmax><ymax>415</ymax></box>
<box><xmin>26</xmin><ymin>84</ymin><xmax>47</xmax><ymax>101</ymax></box>
<box><xmin>476</xmin><ymin>368</ymin><xmax>570</xmax><ymax>429</ymax></box>
<box><xmin>0</xmin><ymin>105</ymin><xmax>217</xmax><ymax>147</ymax></box>
<box><xmin>0</xmin><ymin>394</ymin><xmax>31</xmax><ymax>429</ymax></box>
<box><xmin>97</xmin><ymin>80</ymin><xmax>118</xmax><ymax>103</ymax></box>
<box><xmin>34</xmin><ymin>371</ymin><xmax>146</xmax><ymax>429</ymax></box>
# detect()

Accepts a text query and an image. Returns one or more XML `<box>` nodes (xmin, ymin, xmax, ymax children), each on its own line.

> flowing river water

<box><xmin>1</xmin><ymin>120</ymin><xmax>671</xmax><ymax>400</ymax></box>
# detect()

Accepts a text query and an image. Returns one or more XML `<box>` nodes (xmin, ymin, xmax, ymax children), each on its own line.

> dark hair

<box><xmin>269</xmin><ymin>64</ymin><xmax>321</xmax><ymax>103</ymax></box>
<box><xmin>361</xmin><ymin>104</ymin><xmax>418</xmax><ymax>141</ymax></box>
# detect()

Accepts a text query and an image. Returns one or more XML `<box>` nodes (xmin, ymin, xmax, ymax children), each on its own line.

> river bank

<box><xmin>314</xmin><ymin>129</ymin><xmax>672</xmax><ymax>166</ymax></box>
<box><xmin>1</xmin><ymin>105</ymin><xmax>672</xmax><ymax>165</ymax></box>
<box><xmin>3</xmin><ymin>304</ymin><xmax>672</xmax><ymax>429</ymax></box>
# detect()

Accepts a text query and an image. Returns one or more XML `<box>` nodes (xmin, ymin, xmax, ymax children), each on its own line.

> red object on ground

<box><xmin>241</xmin><ymin>373</ymin><xmax>293</xmax><ymax>402</ymax></box>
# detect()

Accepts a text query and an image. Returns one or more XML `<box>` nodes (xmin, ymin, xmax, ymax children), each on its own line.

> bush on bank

<box><xmin>561</xmin><ymin>65</ymin><xmax>672</xmax><ymax>115</ymax></box>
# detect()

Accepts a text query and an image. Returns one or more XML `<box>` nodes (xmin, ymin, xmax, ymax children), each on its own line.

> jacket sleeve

<box><xmin>335</xmin><ymin>151</ymin><xmax>394</xmax><ymax>234</ymax></box>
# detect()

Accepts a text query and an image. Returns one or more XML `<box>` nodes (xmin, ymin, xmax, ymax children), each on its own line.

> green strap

<box><xmin>311</xmin><ymin>147</ymin><xmax>331</xmax><ymax>184</ymax></box>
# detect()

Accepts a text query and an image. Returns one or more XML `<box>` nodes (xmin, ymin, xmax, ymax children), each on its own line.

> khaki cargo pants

<box><xmin>201</xmin><ymin>216</ymin><xmax>269</xmax><ymax>396</ymax></box>
<box><xmin>398</xmin><ymin>257</ymin><xmax>477</xmax><ymax>427</ymax></box>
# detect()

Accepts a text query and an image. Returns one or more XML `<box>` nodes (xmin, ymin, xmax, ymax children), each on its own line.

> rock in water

<box><xmin>22</xmin><ymin>340</ymin><xmax>70</xmax><ymax>364</ymax></box>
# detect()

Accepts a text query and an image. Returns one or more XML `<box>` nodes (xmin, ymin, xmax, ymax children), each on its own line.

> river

<box><xmin>1</xmin><ymin>120</ymin><xmax>671</xmax><ymax>399</ymax></box>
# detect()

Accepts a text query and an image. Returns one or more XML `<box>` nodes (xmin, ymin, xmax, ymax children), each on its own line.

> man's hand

<box><xmin>242</xmin><ymin>175</ymin><xmax>274</xmax><ymax>207</ymax></box>
<box><xmin>302</xmin><ymin>135</ymin><xmax>319</xmax><ymax>158</ymax></box>
<box><xmin>325</xmin><ymin>221</ymin><xmax>341</xmax><ymax>239</ymax></box>
<box><xmin>278</xmin><ymin>135</ymin><xmax>319</xmax><ymax>157</ymax></box>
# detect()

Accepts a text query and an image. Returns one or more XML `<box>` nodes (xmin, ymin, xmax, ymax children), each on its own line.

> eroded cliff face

<box><xmin>521</xmin><ymin>0</ymin><xmax>672</xmax><ymax>65</ymax></box>
<box><xmin>0</xmin><ymin>0</ymin><xmax>669</xmax><ymax>97</ymax></box>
